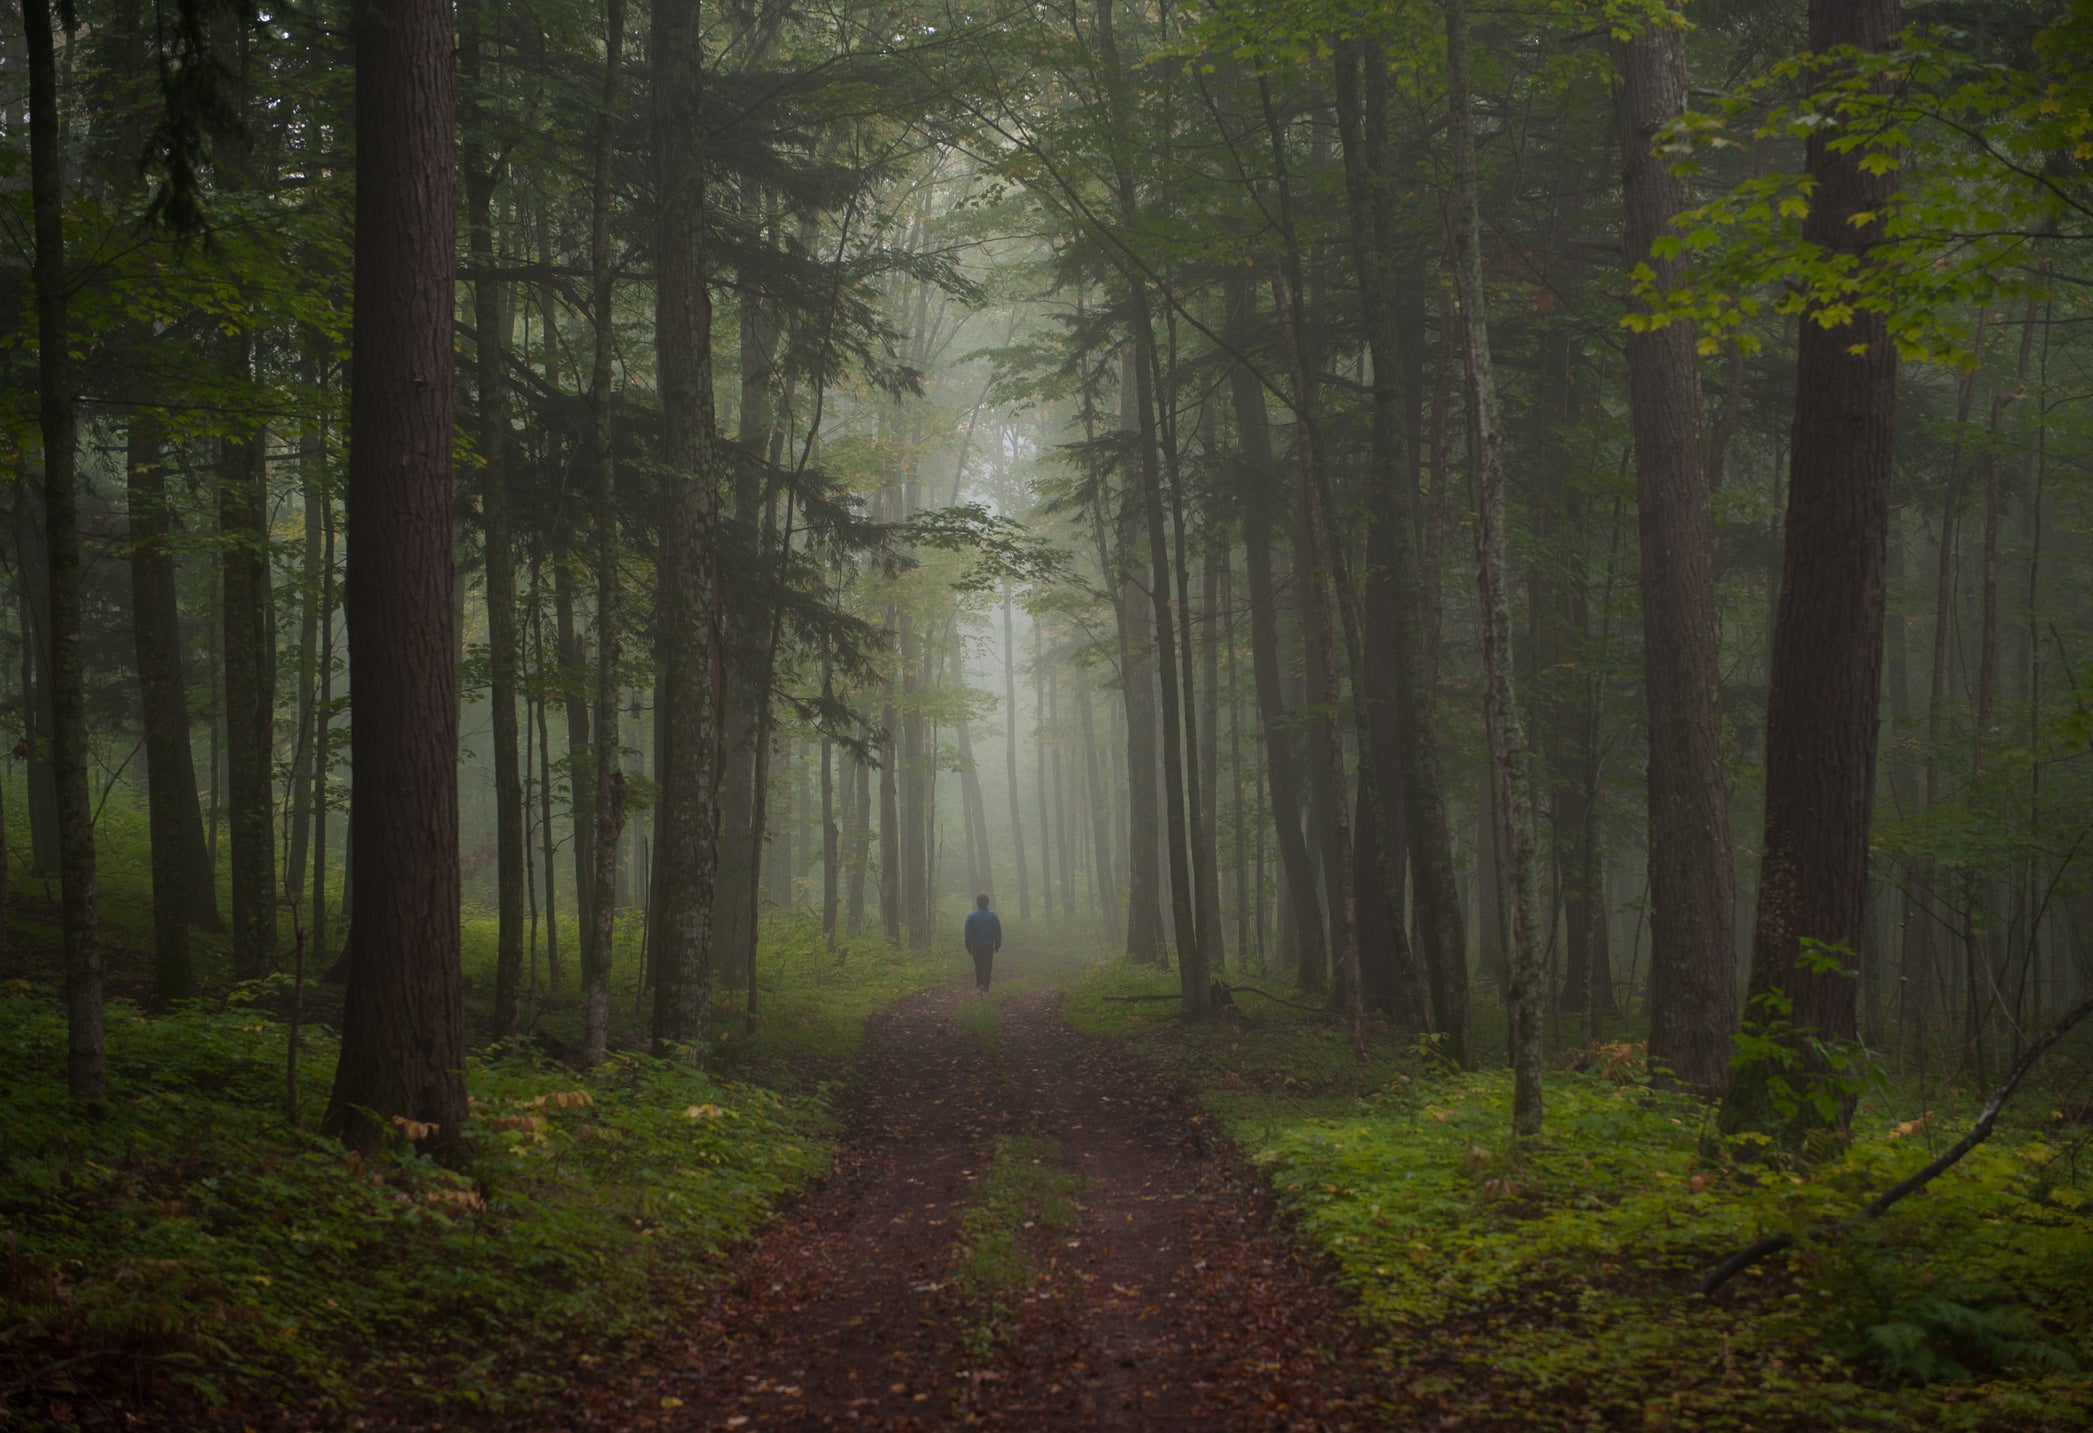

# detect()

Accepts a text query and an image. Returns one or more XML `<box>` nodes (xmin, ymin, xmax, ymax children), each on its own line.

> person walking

<box><xmin>963</xmin><ymin>894</ymin><xmax>1002</xmax><ymax>994</ymax></box>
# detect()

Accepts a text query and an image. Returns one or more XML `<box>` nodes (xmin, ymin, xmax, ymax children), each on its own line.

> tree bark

<box><xmin>649</xmin><ymin>0</ymin><xmax>719</xmax><ymax>1057</ymax></box>
<box><xmin>221</xmin><ymin>334</ymin><xmax>279</xmax><ymax>982</ymax></box>
<box><xmin>1720</xmin><ymin>0</ymin><xmax>1902</xmax><ymax>1143</ymax></box>
<box><xmin>324</xmin><ymin>0</ymin><xmax>467</xmax><ymax>1153</ymax></box>
<box><xmin>1226</xmin><ymin>274</ymin><xmax>1328</xmax><ymax>990</ymax></box>
<box><xmin>1448</xmin><ymin>0</ymin><xmax>1545</xmax><ymax>1134</ymax></box>
<box><xmin>1332</xmin><ymin>42</ymin><xmax>1459</xmax><ymax>1041</ymax></box>
<box><xmin>24</xmin><ymin>0</ymin><xmax>103</xmax><ymax>1099</ymax></box>
<box><xmin>582</xmin><ymin>0</ymin><xmax>628</xmax><ymax>1061</ymax></box>
<box><xmin>128</xmin><ymin>406</ymin><xmax>197</xmax><ymax>1002</ymax></box>
<box><xmin>1077</xmin><ymin>673</ymin><xmax>1120</xmax><ymax>942</ymax></box>
<box><xmin>1003</xmin><ymin>584</ymin><xmax>1031</xmax><ymax>920</ymax></box>
<box><xmin>1612</xmin><ymin>1</ymin><xmax>1738</xmax><ymax>1096</ymax></box>
<box><xmin>463</xmin><ymin>0</ymin><xmax>527</xmax><ymax>1038</ymax></box>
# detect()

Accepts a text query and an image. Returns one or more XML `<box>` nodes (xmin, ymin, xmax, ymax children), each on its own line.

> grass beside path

<box><xmin>1062</xmin><ymin>961</ymin><xmax>2093</xmax><ymax>1432</ymax></box>
<box><xmin>1</xmin><ymin>906</ymin><xmax>951</xmax><ymax>1424</ymax></box>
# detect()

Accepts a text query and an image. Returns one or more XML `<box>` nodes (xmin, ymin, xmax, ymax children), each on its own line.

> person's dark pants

<box><xmin>970</xmin><ymin>946</ymin><xmax>994</xmax><ymax>992</ymax></box>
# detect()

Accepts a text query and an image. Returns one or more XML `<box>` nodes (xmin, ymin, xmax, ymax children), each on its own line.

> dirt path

<box><xmin>572</xmin><ymin>967</ymin><xmax>1391</xmax><ymax>1431</ymax></box>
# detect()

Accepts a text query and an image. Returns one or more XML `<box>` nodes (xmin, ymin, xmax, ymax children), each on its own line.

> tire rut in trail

<box><xmin>599</xmin><ymin>980</ymin><xmax>1388</xmax><ymax>1431</ymax></box>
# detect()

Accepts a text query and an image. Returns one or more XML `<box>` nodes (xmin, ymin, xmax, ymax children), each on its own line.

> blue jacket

<box><xmin>963</xmin><ymin>908</ymin><xmax>1002</xmax><ymax>953</ymax></box>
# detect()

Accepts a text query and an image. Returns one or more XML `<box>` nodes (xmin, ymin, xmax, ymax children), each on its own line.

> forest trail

<box><xmin>578</xmin><ymin>956</ymin><xmax>1389</xmax><ymax>1430</ymax></box>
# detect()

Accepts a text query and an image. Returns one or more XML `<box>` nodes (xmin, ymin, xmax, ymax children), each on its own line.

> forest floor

<box><xmin>525</xmin><ymin>955</ymin><xmax>1394</xmax><ymax>1431</ymax></box>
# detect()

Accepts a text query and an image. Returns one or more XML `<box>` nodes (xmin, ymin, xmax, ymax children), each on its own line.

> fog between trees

<box><xmin>9</xmin><ymin>0</ymin><xmax>2093</xmax><ymax>1156</ymax></box>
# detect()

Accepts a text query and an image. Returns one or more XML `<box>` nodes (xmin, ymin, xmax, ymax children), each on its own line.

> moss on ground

<box><xmin>1063</xmin><ymin>961</ymin><xmax>2093</xmax><ymax>1431</ymax></box>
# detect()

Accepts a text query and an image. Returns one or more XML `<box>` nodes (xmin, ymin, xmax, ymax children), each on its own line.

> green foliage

<box><xmin>0</xmin><ymin>984</ymin><xmax>827</xmax><ymax>1414</ymax></box>
<box><xmin>1826</xmin><ymin>1268</ymin><xmax>2079</xmax><ymax>1386</ymax></box>
<box><xmin>1065</xmin><ymin>965</ymin><xmax>2093</xmax><ymax>1429</ymax></box>
<box><xmin>949</xmin><ymin>1133</ymin><xmax>1081</xmax><ymax>1355</ymax></box>
<box><xmin>1728</xmin><ymin>941</ymin><xmax>1880</xmax><ymax>1130</ymax></box>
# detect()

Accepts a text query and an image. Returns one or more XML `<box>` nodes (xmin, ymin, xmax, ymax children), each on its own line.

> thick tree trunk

<box><xmin>1612</xmin><ymin>2</ymin><xmax>1737</xmax><ymax>1096</ymax></box>
<box><xmin>1448</xmin><ymin>0</ymin><xmax>1544</xmax><ymax>1134</ymax></box>
<box><xmin>648</xmin><ymin>0</ymin><xmax>719</xmax><ymax>1057</ymax></box>
<box><xmin>1721</xmin><ymin>0</ymin><xmax>1902</xmax><ymax>1143</ymax></box>
<box><xmin>25</xmin><ymin>0</ymin><xmax>102</xmax><ymax>1098</ymax></box>
<box><xmin>324</xmin><ymin>0</ymin><xmax>467</xmax><ymax>1153</ymax></box>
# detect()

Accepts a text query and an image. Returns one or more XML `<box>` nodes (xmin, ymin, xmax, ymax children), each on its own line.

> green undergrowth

<box><xmin>949</xmin><ymin>1133</ymin><xmax>1081</xmax><ymax>1355</ymax></box>
<box><xmin>1064</xmin><ymin>962</ymin><xmax>2093</xmax><ymax>1430</ymax></box>
<box><xmin>1</xmin><ymin>889</ymin><xmax>951</xmax><ymax>1422</ymax></box>
<box><xmin>0</xmin><ymin>985</ymin><xmax>826</xmax><ymax>1418</ymax></box>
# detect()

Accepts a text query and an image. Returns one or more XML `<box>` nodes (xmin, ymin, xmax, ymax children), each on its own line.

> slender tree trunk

<box><xmin>582</xmin><ymin>0</ymin><xmax>628</xmax><ymax>1061</ymax></box>
<box><xmin>128</xmin><ymin>404</ymin><xmax>193</xmax><ymax>1002</ymax></box>
<box><xmin>849</xmin><ymin>749</ymin><xmax>872</xmax><ymax>933</ymax></box>
<box><xmin>1197</xmin><ymin>526</ymin><xmax>1225</xmax><ymax>969</ymax></box>
<box><xmin>1721</xmin><ymin>0</ymin><xmax>1902</xmax><ymax>1143</ymax></box>
<box><xmin>311</xmin><ymin>489</ymin><xmax>337</xmax><ymax>961</ymax></box>
<box><xmin>324</xmin><ymin>0</ymin><xmax>467</xmax><ymax>1153</ymax></box>
<box><xmin>879</xmin><ymin>653</ymin><xmax>901</xmax><ymax>944</ymax></box>
<box><xmin>1077</xmin><ymin>674</ymin><xmax>1119</xmax><ymax>942</ymax></box>
<box><xmin>530</xmin><ymin>559</ymin><xmax>560</xmax><ymax>988</ymax></box>
<box><xmin>822</xmin><ymin>670</ymin><xmax>839</xmax><ymax>950</ymax></box>
<box><xmin>1612</xmin><ymin>1</ymin><xmax>1738</xmax><ymax>1095</ymax></box>
<box><xmin>1225</xmin><ymin>550</ymin><xmax>1247</xmax><ymax>967</ymax></box>
<box><xmin>554</xmin><ymin>549</ymin><xmax>594</xmax><ymax>954</ymax></box>
<box><xmin>463</xmin><ymin>0</ymin><xmax>526</xmax><ymax>1036</ymax></box>
<box><xmin>1034</xmin><ymin>615</ymin><xmax>1055</xmax><ymax>916</ymax></box>
<box><xmin>1226</xmin><ymin>274</ymin><xmax>1327</xmax><ymax>989</ymax></box>
<box><xmin>1003</xmin><ymin>585</ymin><xmax>1031</xmax><ymax>920</ymax></box>
<box><xmin>221</xmin><ymin>332</ymin><xmax>278</xmax><ymax>982</ymax></box>
<box><xmin>1332</xmin><ymin>43</ymin><xmax>1457</xmax><ymax>1040</ymax></box>
<box><xmin>1448</xmin><ymin>0</ymin><xmax>1544</xmax><ymax>1134</ymax></box>
<box><xmin>24</xmin><ymin>0</ymin><xmax>102</xmax><ymax>1098</ymax></box>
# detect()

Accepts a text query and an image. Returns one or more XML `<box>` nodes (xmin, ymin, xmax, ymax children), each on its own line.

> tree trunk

<box><xmin>583</xmin><ymin>0</ymin><xmax>628</xmax><ymax>1061</ymax></box>
<box><xmin>324</xmin><ymin>0</ymin><xmax>467</xmax><ymax>1154</ymax></box>
<box><xmin>24</xmin><ymin>0</ymin><xmax>103</xmax><ymax>1098</ymax></box>
<box><xmin>1448</xmin><ymin>0</ymin><xmax>1544</xmax><ymax>1135</ymax></box>
<box><xmin>554</xmin><ymin>549</ymin><xmax>594</xmax><ymax>962</ymax></box>
<box><xmin>648</xmin><ymin>0</ymin><xmax>719</xmax><ymax>1057</ymax></box>
<box><xmin>1077</xmin><ymin>674</ymin><xmax>1119</xmax><ymax>941</ymax></box>
<box><xmin>1721</xmin><ymin>0</ymin><xmax>1902</xmax><ymax>1143</ymax></box>
<box><xmin>1332</xmin><ymin>43</ymin><xmax>1460</xmax><ymax>1042</ymax></box>
<box><xmin>463</xmin><ymin>1</ymin><xmax>526</xmax><ymax>1036</ymax></box>
<box><xmin>1034</xmin><ymin>613</ymin><xmax>1055</xmax><ymax>916</ymax></box>
<box><xmin>1612</xmin><ymin>1</ymin><xmax>1738</xmax><ymax>1096</ymax></box>
<box><xmin>1003</xmin><ymin>585</ymin><xmax>1031</xmax><ymax>920</ymax></box>
<box><xmin>129</xmin><ymin>406</ymin><xmax>193</xmax><ymax>1002</ymax></box>
<box><xmin>822</xmin><ymin>671</ymin><xmax>839</xmax><ymax>950</ymax></box>
<box><xmin>221</xmin><ymin>332</ymin><xmax>279</xmax><ymax>982</ymax></box>
<box><xmin>1226</xmin><ymin>274</ymin><xmax>1328</xmax><ymax>989</ymax></box>
<box><xmin>311</xmin><ymin>488</ymin><xmax>337</xmax><ymax>961</ymax></box>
